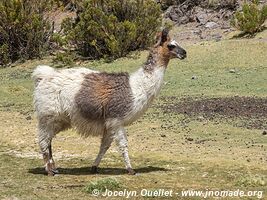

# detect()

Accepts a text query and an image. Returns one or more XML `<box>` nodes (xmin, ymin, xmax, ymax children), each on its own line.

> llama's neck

<box><xmin>130</xmin><ymin>66</ymin><xmax>166</xmax><ymax>100</ymax></box>
<box><xmin>125</xmin><ymin>51</ymin><xmax>169</xmax><ymax>124</ymax></box>
<box><xmin>143</xmin><ymin>49</ymin><xmax>170</xmax><ymax>72</ymax></box>
<box><xmin>131</xmin><ymin>49</ymin><xmax>169</xmax><ymax>101</ymax></box>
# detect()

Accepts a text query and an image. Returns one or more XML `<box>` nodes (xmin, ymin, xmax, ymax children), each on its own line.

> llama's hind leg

<box><xmin>115</xmin><ymin>127</ymin><xmax>135</xmax><ymax>175</ymax></box>
<box><xmin>47</xmin><ymin>143</ymin><xmax>59</xmax><ymax>175</ymax></box>
<box><xmin>91</xmin><ymin>130</ymin><xmax>114</xmax><ymax>173</ymax></box>
<box><xmin>38</xmin><ymin>123</ymin><xmax>58</xmax><ymax>176</ymax></box>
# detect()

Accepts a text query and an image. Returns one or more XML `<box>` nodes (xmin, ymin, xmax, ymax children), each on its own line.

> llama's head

<box><xmin>155</xmin><ymin>28</ymin><xmax>187</xmax><ymax>60</ymax></box>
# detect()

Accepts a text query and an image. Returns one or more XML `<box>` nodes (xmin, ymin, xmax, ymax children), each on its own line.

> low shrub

<box><xmin>231</xmin><ymin>0</ymin><xmax>267</xmax><ymax>35</ymax></box>
<box><xmin>62</xmin><ymin>0</ymin><xmax>162</xmax><ymax>60</ymax></box>
<box><xmin>0</xmin><ymin>0</ymin><xmax>52</xmax><ymax>67</ymax></box>
<box><xmin>52</xmin><ymin>51</ymin><xmax>75</xmax><ymax>67</ymax></box>
<box><xmin>207</xmin><ymin>0</ymin><xmax>237</xmax><ymax>9</ymax></box>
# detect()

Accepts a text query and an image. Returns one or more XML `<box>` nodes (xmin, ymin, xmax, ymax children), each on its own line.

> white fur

<box><xmin>124</xmin><ymin>67</ymin><xmax>165</xmax><ymax>125</ymax></box>
<box><xmin>33</xmin><ymin>63</ymin><xmax>166</xmax><ymax>173</ymax></box>
<box><xmin>33</xmin><ymin>66</ymin><xmax>101</xmax><ymax>152</ymax></box>
<box><xmin>33</xmin><ymin>66</ymin><xmax>97</xmax><ymax>120</ymax></box>
<box><xmin>170</xmin><ymin>40</ymin><xmax>179</xmax><ymax>46</ymax></box>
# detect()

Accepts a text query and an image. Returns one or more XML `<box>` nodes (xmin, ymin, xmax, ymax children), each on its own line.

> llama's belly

<box><xmin>71</xmin><ymin>113</ymin><xmax>105</xmax><ymax>137</ymax></box>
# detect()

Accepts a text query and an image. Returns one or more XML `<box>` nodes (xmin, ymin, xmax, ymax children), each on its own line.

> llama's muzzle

<box><xmin>176</xmin><ymin>48</ymin><xmax>187</xmax><ymax>60</ymax></box>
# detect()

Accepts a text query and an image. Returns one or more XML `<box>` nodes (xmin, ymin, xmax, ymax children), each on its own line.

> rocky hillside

<box><xmin>49</xmin><ymin>0</ymin><xmax>267</xmax><ymax>43</ymax></box>
<box><xmin>158</xmin><ymin>0</ymin><xmax>267</xmax><ymax>42</ymax></box>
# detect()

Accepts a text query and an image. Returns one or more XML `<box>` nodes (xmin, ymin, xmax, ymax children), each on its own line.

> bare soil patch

<box><xmin>159</xmin><ymin>96</ymin><xmax>267</xmax><ymax>129</ymax></box>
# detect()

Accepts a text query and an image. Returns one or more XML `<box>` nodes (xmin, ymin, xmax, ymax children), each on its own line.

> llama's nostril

<box><xmin>183</xmin><ymin>51</ymin><xmax>187</xmax><ymax>58</ymax></box>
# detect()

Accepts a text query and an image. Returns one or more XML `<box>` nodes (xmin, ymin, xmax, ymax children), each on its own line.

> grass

<box><xmin>0</xmin><ymin>30</ymin><xmax>267</xmax><ymax>199</ymax></box>
<box><xmin>84</xmin><ymin>178</ymin><xmax>122</xmax><ymax>193</ymax></box>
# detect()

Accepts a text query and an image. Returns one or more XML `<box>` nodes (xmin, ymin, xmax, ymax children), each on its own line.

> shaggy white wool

<box><xmin>33</xmin><ymin>66</ymin><xmax>100</xmax><ymax>150</ymax></box>
<box><xmin>124</xmin><ymin>67</ymin><xmax>166</xmax><ymax>125</ymax></box>
<box><xmin>33</xmin><ymin>64</ymin><xmax>166</xmax><ymax>153</ymax></box>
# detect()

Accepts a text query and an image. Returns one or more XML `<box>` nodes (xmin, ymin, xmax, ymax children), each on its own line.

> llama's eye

<box><xmin>167</xmin><ymin>44</ymin><xmax>176</xmax><ymax>50</ymax></box>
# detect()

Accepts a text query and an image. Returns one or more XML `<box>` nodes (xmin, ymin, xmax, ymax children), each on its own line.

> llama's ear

<box><xmin>155</xmin><ymin>28</ymin><xmax>169</xmax><ymax>47</ymax></box>
<box><xmin>160</xmin><ymin>28</ymin><xmax>169</xmax><ymax>44</ymax></box>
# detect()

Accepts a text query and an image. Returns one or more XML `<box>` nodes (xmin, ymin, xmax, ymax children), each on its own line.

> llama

<box><xmin>32</xmin><ymin>29</ymin><xmax>186</xmax><ymax>176</ymax></box>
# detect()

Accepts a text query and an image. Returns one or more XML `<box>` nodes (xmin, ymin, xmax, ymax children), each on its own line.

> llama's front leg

<box><xmin>115</xmin><ymin>127</ymin><xmax>136</xmax><ymax>175</ymax></box>
<box><xmin>91</xmin><ymin>130</ymin><xmax>114</xmax><ymax>173</ymax></box>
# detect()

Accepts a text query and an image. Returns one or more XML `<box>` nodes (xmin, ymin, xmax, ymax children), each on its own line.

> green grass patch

<box><xmin>84</xmin><ymin>178</ymin><xmax>123</xmax><ymax>194</ymax></box>
<box><xmin>236</xmin><ymin>174</ymin><xmax>266</xmax><ymax>187</ymax></box>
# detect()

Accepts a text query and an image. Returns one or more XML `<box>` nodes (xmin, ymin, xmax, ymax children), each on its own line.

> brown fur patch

<box><xmin>75</xmin><ymin>72</ymin><xmax>133</xmax><ymax>121</ymax></box>
<box><xmin>158</xmin><ymin>42</ymin><xmax>171</xmax><ymax>67</ymax></box>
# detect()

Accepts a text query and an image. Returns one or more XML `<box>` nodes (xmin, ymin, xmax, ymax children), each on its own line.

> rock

<box><xmin>205</xmin><ymin>22</ymin><xmax>219</xmax><ymax>29</ymax></box>
<box><xmin>196</xmin><ymin>12</ymin><xmax>208</xmax><ymax>25</ymax></box>
<box><xmin>211</xmin><ymin>16</ymin><xmax>220</xmax><ymax>22</ymax></box>
<box><xmin>180</xmin><ymin>16</ymin><xmax>190</xmax><ymax>24</ymax></box>
<box><xmin>229</xmin><ymin>69</ymin><xmax>236</xmax><ymax>73</ymax></box>
<box><xmin>165</xmin><ymin>6</ymin><xmax>180</xmax><ymax>22</ymax></box>
<box><xmin>202</xmin><ymin>172</ymin><xmax>208</xmax><ymax>177</ymax></box>
<box><xmin>212</xmin><ymin>33</ymin><xmax>222</xmax><ymax>41</ymax></box>
<box><xmin>26</xmin><ymin>116</ymin><xmax>32</xmax><ymax>120</ymax></box>
<box><xmin>160</xmin><ymin>134</ymin><xmax>167</xmax><ymax>137</ymax></box>
<box><xmin>194</xmin><ymin>6</ymin><xmax>213</xmax><ymax>25</ymax></box>
<box><xmin>192</xmin><ymin>75</ymin><xmax>197</xmax><ymax>80</ymax></box>
<box><xmin>164</xmin><ymin>5</ymin><xmax>191</xmax><ymax>24</ymax></box>
<box><xmin>186</xmin><ymin>137</ymin><xmax>194</xmax><ymax>141</ymax></box>
<box><xmin>262</xmin><ymin>130</ymin><xmax>267</xmax><ymax>135</ymax></box>
<box><xmin>221</xmin><ymin>24</ymin><xmax>231</xmax><ymax>29</ymax></box>
<box><xmin>193</xmin><ymin>29</ymin><xmax>202</xmax><ymax>35</ymax></box>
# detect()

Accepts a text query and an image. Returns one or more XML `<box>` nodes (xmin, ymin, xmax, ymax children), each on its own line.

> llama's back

<box><xmin>32</xmin><ymin>65</ymin><xmax>97</xmax><ymax>86</ymax></box>
<box><xmin>33</xmin><ymin>65</ymin><xmax>96</xmax><ymax>118</ymax></box>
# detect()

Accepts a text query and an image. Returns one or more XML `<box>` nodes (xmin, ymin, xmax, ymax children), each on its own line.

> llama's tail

<box><xmin>32</xmin><ymin>65</ymin><xmax>55</xmax><ymax>86</ymax></box>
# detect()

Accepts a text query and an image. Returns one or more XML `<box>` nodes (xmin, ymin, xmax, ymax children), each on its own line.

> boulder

<box><xmin>205</xmin><ymin>22</ymin><xmax>219</xmax><ymax>29</ymax></box>
<box><xmin>195</xmin><ymin>7</ymin><xmax>209</xmax><ymax>24</ymax></box>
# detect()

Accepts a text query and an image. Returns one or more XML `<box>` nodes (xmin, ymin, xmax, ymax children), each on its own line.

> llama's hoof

<box><xmin>51</xmin><ymin>168</ymin><xmax>59</xmax><ymax>174</ymax></box>
<box><xmin>127</xmin><ymin>168</ymin><xmax>136</xmax><ymax>175</ymax></box>
<box><xmin>47</xmin><ymin>168</ymin><xmax>59</xmax><ymax>176</ymax></box>
<box><xmin>91</xmin><ymin>166</ymin><xmax>98</xmax><ymax>174</ymax></box>
<box><xmin>45</xmin><ymin>161</ymin><xmax>59</xmax><ymax>176</ymax></box>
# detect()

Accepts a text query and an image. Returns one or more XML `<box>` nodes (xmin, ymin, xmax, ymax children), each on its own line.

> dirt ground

<box><xmin>159</xmin><ymin>96</ymin><xmax>267</xmax><ymax>130</ymax></box>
